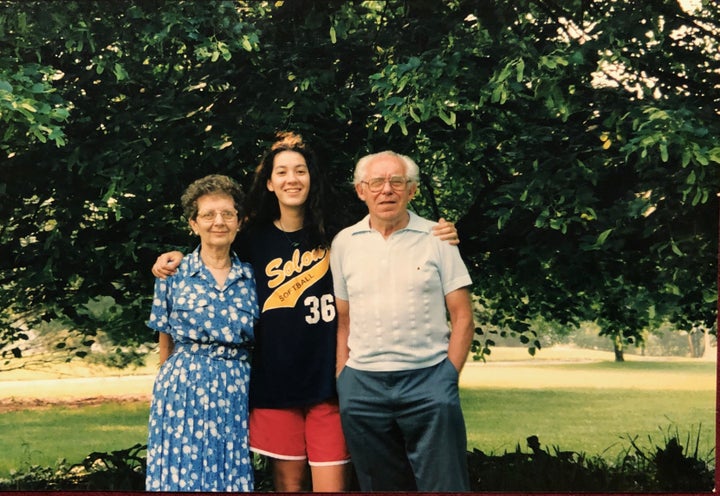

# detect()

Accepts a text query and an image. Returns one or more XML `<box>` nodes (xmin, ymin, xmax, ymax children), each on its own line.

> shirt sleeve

<box><xmin>437</xmin><ymin>241</ymin><xmax>472</xmax><ymax>295</ymax></box>
<box><xmin>330</xmin><ymin>233</ymin><xmax>349</xmax><ymax>301</ymax></box>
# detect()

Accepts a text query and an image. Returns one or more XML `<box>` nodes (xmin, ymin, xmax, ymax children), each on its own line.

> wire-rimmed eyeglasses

<box><xmin>361</xmin><ymin>175</ymin><xmax>410</xmax><ymax>193</ymax></box>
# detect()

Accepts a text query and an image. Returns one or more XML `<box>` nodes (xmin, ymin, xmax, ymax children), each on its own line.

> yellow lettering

<box><xmin>266</xmin><ymin>248</ymin><xmax>327</xmax><ymax>289</ymax></box>
<box><xmin>266</xmin><ymin>257</ymin><xmax>285</xmax><ymax>288</ymax></box>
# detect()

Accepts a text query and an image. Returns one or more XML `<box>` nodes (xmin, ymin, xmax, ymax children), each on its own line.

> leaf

<box><xmin>596</xmin><ymin>229</ymin><xmax>613</xmax><ymax>245</ymax></box>
<box><xmin>707</xmin><ymin>147</ymin><xmax>720</xmax><ymax>164</ymax></box>
<box><xmin>659</xmin><ymin>143</ymin><xmax>668</xmax><ymax>162</ymax></box>
<box><xmin>670</xmin><ymin>240</ymin><xmax>684</xmax><ymax>256</ymax></box>
<box><xmin>516</xmin><ymin>58</ymin><xmax>525</xmax><ymax>82</ymax></box>
<box><xmin>398</xmin><ymin>120</ymin><xmax>408</xmax><ymax>136</ymax></box>
<box><xmin>19</xmin><ymin>102</ymin><xmax>37</xmax><ymax>112</ymax></box>
<box><xmin>241</xmin><ymin>36</ymin><xmax>252</xmax><ymax>52</ymax></box>
<box><xmin>113</xmin><ymin>63</ymin><xmax>128</xmax><ymax>81</ymax></box>
<box><xmin>438</xmin><ymin>109</ymin><xmax>456</xmax><ymax>126</ymax></box>
<box><xmin>408</xmin><ymin>106</ymin><xmax>420</xmax><ymax>123</ymax></box>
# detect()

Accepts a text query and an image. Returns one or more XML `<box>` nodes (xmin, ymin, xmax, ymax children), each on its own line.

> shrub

<box><xmin>468</xmin><ymin>434</ymin><xmax>715</xmax><ymax>492</ymax></box>
<box><xmin>0</xmin><ymin>434</ymin><xmax>714</xmax><ymax>492</ymax></box>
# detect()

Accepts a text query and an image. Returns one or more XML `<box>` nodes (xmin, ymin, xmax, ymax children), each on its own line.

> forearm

<box><xmin>158</xmin><ymin>332</ymin><xmax>174</xmax><ymax>365</ymax></box>
<box><xmin>445</xmin><ymin>288</ymin><xmax>475</xmax><ymax>373</ymax></box>
<box><xmin>335</xmin><ymin>299</ymin><xmax>350</xmax><ymax>376</ymax></box>
<box><xmin>447</xmin><ymin>318</ymin><xmax>474</xmax><ymax>373</ymax></box>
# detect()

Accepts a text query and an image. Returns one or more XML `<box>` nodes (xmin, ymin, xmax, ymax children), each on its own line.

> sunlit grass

<box><xmin>0</xmin><ymin>348</ymin><xmax>715</xmax><ymax>478</ymax></box>
<box><xmin>461</xmin><ymin>388</ymin><xmax>715</xmax><ymax>458</ymax></box>
<box><xmin>0</xmin><ymin>401</ymin><xmax>149</xmax><ymax>478</ymax></box>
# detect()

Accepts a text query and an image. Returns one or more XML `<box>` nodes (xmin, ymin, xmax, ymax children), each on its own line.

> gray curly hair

<box><xmin>181</xmin><ymin>174</ymin><xmax>245</xmax><ymax>220</ymax></box>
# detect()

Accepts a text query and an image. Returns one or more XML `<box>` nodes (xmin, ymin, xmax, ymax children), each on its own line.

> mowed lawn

<box><xmin>460</xmin><ymin>354</ymin><xmax>716</xmax><ymax>458</ymax></box>
<box><xmin>0</xmin><ymin>347</ymin><xmax>716</xmax><ymax>478</ymax></box>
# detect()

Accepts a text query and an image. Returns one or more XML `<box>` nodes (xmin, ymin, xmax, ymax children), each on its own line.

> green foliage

<box><xmin>1</xmin><ymin>434</ymin><xmax>713</xmax><ymax>492</ymax></box>
<box><xmin>0</xmin><ymin>0</ymin><xmax>717</xmax><ymax>359</ymax></box>
<box><xmin>0</xmin><ymin>401</ymin><xmax>150</xmax><ymax>477</ymax></box>
<box><xmin>5</xmin><ymin>444</ymin><xmax>148</xmax><ymax>491</ymax></box>
<box><xmin>467</xmin><ymin>430</ymin><xmax>714</xmax><ymax>492</ymax></box>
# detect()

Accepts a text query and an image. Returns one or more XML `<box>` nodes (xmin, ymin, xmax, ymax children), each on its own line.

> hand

<box><xmin>433</xmin><ymin>217</ymin><xmax>460</xmax><ymax>246</ymax></box>
<box><xmin>152</xmin><ymin>251</ymin><xmax>185</xmax><ymax>279</ymax></box>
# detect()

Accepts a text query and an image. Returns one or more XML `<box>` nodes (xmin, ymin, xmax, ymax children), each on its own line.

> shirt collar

<box><xmin>349</xmin><ymin>211</ymin><xmax>428</xmax><ymax>236</ymax></box>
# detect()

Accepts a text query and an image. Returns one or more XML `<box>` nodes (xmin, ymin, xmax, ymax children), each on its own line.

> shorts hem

<box><xmin>308</xmin><ymin>459</ymin><xmax>352</xmax><ymax>467</ymax></box>
<box><xmin>250</xmin><ymin>447</ymin><xmax>306</xmax><ymax>461</ymax></box>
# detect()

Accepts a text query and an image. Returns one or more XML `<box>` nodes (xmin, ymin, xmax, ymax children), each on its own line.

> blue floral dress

<box><xmin>146</xmin><ymin>247</ymin><xmax>259</xmax><ymax>492</ymax></box>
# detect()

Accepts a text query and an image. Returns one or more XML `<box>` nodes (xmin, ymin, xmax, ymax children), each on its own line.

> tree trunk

<box><xmin>701</xmin><ymin>327</ymin><xmax>714</xmax><ymax>360</ymax></box>
<box><xmin>688</xmin><ymin>330</ymin><xmax>697</xmax><ymax>358</ymax></box>
<box><xmin>613</xmin><ymin>336</ymin><xmax>625</xmax><ymax>362</ymax></box>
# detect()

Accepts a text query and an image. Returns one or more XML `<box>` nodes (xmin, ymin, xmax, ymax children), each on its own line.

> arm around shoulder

<box><xmin>152</xmin><ymin>250</ymin><xmax>185</xmax><ymax>279</ymax></box>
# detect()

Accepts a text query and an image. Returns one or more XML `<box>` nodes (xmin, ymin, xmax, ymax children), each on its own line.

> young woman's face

<box><xmin>266</xmin><ymin>150</ymin><xmax>311</xmax><ymax>209</ymax></box>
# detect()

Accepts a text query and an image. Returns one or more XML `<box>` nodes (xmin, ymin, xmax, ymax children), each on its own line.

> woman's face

<box><xmin>188</xmin><ymin>193</ymin><xmax>239</xmax><ymax>250</ymax></box>
<box><xmin>266</xmin><ymin>150</ymin><xmax>311</xmax><ymax>210</ymax></box>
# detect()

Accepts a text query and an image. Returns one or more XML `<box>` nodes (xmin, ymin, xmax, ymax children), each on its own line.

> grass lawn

<box><xmin>459</xmin><ymin>350</ymin><xmax>716</xmax><ymax>460</ymax></box>
<box><xmin>0</xmin><ymin>401</ymin><xmax>150</xmax><ymax>478</ymax></box>
<box><xmin>461</xmin><ymin>388</ymin><xmax>714</xmax><ymax>459</ymax></box>
<box><xmin>0</xmin><ymin>347</ymin><xmax>715</xmax><ymax>478</ymax></box>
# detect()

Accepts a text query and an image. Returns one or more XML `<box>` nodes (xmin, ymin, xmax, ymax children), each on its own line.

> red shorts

<box><xmin>249</xmin><ymin>400</ymin><xmax>350</xmax><ymax>466</ymax></box>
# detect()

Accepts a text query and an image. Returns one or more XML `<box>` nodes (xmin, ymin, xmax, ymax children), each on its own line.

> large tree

<box><xmin>1</xmin><ymin>0</ymin><xmax>717</xmax><ymax>364</ymax></box>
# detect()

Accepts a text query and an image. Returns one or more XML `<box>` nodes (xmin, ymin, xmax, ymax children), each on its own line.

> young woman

<box><xmin>152</xmin><ymin>132</ymin><xmax>459</xmax><ymax>491</ymax></box>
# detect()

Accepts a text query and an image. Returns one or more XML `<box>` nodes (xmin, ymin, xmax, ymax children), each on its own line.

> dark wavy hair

<box><xmin>242</xmin><ymin>131</ymin><xmax>331</xmax><ymax>248</ymax></box>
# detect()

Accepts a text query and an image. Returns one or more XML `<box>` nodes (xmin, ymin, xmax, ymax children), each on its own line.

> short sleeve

<box><xmin>330</xmin><ymin>233</ymin><xmax>349</xmax><ymax>301</ymax></box>
<box><xmin>438</xmin><ymin>243</ymin><xmax>472</xmax><ymax>295</ymax></box>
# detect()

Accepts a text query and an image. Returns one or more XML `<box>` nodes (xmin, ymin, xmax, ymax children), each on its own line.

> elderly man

<box><xmin>330</xmin><ymin>151</ymin><xmax>474</xmax><ymax>491</ymax></box>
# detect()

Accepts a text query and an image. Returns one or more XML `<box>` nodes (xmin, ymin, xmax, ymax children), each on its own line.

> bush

<box><xmin>0</xmin><ymin>444</ymin><xmax>146</xmax><ymax>491</ymax></box>
<box><xmin>0</xmin><ymin>434</ymin><xmax>714</xmax><ymax>492</ymax></box>
<box><xmin>468</xmin><ymin>434</ymin><xmax>715</xmax><ymax>492</ymax></box>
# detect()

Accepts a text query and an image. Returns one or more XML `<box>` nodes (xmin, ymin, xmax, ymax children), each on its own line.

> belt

<box><xmin>173</xmin><ymin>341</ymin><xmax>250</xmax><ymax>361</ymax></box>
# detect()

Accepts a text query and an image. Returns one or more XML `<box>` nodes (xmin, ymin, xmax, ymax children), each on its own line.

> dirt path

<box><xmin>0</xmin><ymin>374</ymin><xmax>154</xmax><ymax>412</ymax></box>
<box><xmin>0</xmin><ymin>394</ymin><xmax>150</xmax><ymax>412</ymax></box>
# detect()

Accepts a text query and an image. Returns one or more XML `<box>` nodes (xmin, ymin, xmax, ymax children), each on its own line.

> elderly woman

<box><xmin>145</xmin><ymin>174</ymin><xmax>259</xmax><ymax>492</ymax></box>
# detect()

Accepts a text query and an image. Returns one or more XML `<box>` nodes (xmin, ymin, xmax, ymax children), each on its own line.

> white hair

<box><xmin>353</xmin><ymin>150</ymin><xmax>420</xmax><ymax>186</ymax></box>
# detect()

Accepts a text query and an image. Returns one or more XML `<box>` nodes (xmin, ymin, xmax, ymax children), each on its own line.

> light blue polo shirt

<box><xmin>330</xmin><ymin>211</ymin><xmax>472</xmax><ymax>372</ymax></box>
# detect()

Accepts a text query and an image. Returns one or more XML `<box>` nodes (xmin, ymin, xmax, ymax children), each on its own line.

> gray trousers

<box><xmin>337</xmin><ymin>358</ymin><xmax>470</xmax><ymax>492</ymax></box>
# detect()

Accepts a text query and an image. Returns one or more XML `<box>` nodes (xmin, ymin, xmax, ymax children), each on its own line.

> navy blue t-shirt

<box><xmin>236</xmin><ymin>225</ymin><xmax>337</xmax><ymax>409</ymax></box>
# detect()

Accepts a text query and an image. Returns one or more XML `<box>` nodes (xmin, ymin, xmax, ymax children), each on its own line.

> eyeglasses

<box><xmin>196</xmin><ymin>210</ymin><xmax>238</xmax><ymax>222</ymax></box>
<box><xmin>361</xmin><ymin>176</ymin><xmax>410</xmax><ymax>193</ymax></box>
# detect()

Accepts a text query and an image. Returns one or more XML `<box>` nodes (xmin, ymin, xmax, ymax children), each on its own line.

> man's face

<box><xmin>355</xmin><ymin>154</ymin><xmax>416</xmax><ymax>224</ymax></box>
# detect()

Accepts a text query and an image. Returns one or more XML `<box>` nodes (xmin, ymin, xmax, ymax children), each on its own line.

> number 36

<box><xmin>304</xmin><ymin>294</ymin><xmax>336</xmax><ymax>324</ymax></box>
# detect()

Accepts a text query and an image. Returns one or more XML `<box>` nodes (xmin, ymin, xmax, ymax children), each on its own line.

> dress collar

<box><xmin>185</xmin><ymin>245</ymin><xmax>253</xmax><ymax>280</ymax></box>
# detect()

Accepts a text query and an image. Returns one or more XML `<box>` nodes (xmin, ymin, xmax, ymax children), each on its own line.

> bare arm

<box><xmin>152</xmin><ymin>251</ymin><xmax>185</xmax><ymax>279</ymax></box>
<box><xmin>335</xmin><ymin>297</ymin><xmax>350</xmax><ymax>377</ymax></box>
<box><xmin>158</xmin><ymin>332</ymin><xmax>175</xmax><ymax>365</ymax></box>
<box><xmin>432</xmin><ymin>217</ymin><xmax>459</xmax><ymax>246</ymax></box>
<box><xmin>445</xmin><ymin>287</ymin><xmax>474</xmax><ymax>373</ymax></box>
